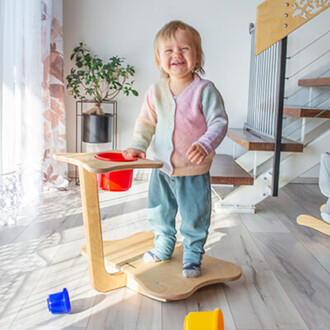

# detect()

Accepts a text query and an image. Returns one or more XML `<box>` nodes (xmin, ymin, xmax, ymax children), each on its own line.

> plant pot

<box><xmin>82</xmin><ymin>113</ymin><xmax>113</xmax><ymax>143</ymax></box>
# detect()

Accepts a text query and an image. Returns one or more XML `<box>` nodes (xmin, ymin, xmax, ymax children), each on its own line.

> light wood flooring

<box><xmin>0</xmin><ymin>181</ymin><xmax>329</xmax><ymax>330</ymax></box>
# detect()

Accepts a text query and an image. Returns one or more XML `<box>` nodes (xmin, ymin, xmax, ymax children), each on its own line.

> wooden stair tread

<box><xmin>210</xmin><ymin>154</ymin><xmax>253</xmax><ymax>185</ymax></box>
<box><xmin>298</xmin><ymin>77</ymin><xmax>330</xmax><ymax>87</ymax></box>
<box><xmin>227</xmin><ymin>128</ymin><xmax>303</xmax><ymax>152</ymax></box>
<box><xmin>284</xmin><ymin>107</ymin><xmax>330</xmax><ymax>118</ymax></box>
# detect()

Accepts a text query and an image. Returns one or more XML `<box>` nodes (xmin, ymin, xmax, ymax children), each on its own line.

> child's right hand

<box><xmin>122</xmin><ymin>148</ymin><xmax>146</xmax><ymax>160</ymax></box>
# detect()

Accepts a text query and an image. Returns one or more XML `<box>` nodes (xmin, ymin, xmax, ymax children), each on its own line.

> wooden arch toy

<box><xmin>54</xmin><ymin>151</ymin><xmax>242</xmax><ymax>302</ymax></box>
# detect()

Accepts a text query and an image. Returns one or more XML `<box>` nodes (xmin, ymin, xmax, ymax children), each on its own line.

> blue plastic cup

<box><xmin>47</xmin><ymin>288</ymin><xmax>71</xmax><ymax>314</ymax></box>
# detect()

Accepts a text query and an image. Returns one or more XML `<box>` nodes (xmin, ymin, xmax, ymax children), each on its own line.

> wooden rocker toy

<box><xmin>297</xmin><ymin>153</ymin><xmax>330</xmax><ymax>237</ymax></box>
<box><xmin>297</xmin><ymin>204</ymin><xmax>330</xmax><ymax>236</ymax></box>
<box><xmin>54</xmin><ymin>151</ymin><xmax>242</xmax><ymax>302</ymax></box>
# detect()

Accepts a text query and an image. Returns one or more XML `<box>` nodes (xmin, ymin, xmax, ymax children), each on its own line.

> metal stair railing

<box><xmin>246</xmin><ymin>24</ymin><xmax>282</xmax><ymax>139</ymax></box>
<box><xmin>244</xmin><ymin>20</ymin><xmax>329</xmax><ymax>197</ymax></box>
<box><xmin>283</xmin><ymin>28</ymin><xmax>330</xmax><ymax>143</ymax></box>
<box><xmin>245</xmin><ymin>24</ymin><xmax>288</xmax><ymax>196</ymax></box>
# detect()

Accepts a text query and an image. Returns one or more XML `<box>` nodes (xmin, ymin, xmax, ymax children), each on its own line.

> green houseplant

<box><xmin>66</xmin><ymin>42</ymin><xmax>138</xmax><ymax>143</ymax></box>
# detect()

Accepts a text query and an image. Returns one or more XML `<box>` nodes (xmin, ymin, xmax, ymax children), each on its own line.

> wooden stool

<box><xmin>54</xmin><ymin>151</ymin><xmax>242</xmax><ymax>301</ymax></box>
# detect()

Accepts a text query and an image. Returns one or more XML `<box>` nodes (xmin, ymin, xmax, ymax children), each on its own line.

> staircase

<box><xmin>210</xmin><ymin>77</ymin><xmax>329</xmax><ymax>213</ymax></box>
<box><xmin>210</xmin><ymin>0</ymin><xmax>330</xmax><ymax>213</ymax></box>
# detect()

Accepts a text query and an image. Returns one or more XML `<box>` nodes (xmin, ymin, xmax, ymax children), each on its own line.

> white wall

<box><xmin>63</xmin><ymin>1</ymin><xmax>329</xmax><ymax>182</ymax></box>
<box><xmin>63</xmin><ymin>0</ymin><xmax>264</xmax><ymax>155</ymax></box>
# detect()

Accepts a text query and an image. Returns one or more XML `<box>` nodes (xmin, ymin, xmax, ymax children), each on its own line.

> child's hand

<box><xmin>186</xmin><ymin>144</ymin><xmax>207</xmax><ymax>165</ymax></box>
<box><xmin>122</xmin><ymin>148</ymin><xmax>146</xmax><ymax>160</ymax></box>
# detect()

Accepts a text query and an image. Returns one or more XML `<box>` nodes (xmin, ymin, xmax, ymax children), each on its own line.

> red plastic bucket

<box><xmin>95</xmin><ymin>152</ymin><xmax>137</xmax><ymax>191</ymax></box>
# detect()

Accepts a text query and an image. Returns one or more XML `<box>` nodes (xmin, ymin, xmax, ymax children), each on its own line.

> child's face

<box><xmin>157</xmin><ymin>29</ymin><xmax>197</xmax><ymax>81</ymax></box>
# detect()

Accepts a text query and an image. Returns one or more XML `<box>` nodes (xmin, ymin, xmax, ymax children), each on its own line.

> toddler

<box><xmin>123</xmin><ymin>20</ymin><xmax>228</xmax><ymax>277</ymax></box>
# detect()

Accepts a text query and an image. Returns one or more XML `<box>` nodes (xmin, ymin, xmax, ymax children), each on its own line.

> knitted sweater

<box><xmin>130</xmin><ymin>74</ymin><xmax>228</xmax><ymax>176</ymax></box>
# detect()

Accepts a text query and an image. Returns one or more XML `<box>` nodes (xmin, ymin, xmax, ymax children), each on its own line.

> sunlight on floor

<box><xmin>0</xmin><ymin>179</ymin><xmax>244</xmax><ymax>329</ymax></box>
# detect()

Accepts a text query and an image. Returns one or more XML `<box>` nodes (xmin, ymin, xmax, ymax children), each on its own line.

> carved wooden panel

<box><xmin>256</xmin><ymin>0</ymin><xmax>330</xmax><ymax>55</ymax></box>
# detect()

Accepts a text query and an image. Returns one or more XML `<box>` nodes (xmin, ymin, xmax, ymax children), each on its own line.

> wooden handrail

<box><xmin>256</xmin><ymin>0</ymin><xmax>330</xmax><ymax>55</ymax></box>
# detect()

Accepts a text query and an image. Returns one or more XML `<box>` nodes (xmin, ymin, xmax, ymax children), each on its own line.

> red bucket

<box><xmin>95</xmin><ymin>152</ymin><xmax>137</xmax><ymax>191</ymax></box>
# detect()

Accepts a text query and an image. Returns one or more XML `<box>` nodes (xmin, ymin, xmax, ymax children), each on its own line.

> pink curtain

<box><xmin>41</xmin><ymin>0</ymin><xmax>68</xmax><ymax>190</ymax></box>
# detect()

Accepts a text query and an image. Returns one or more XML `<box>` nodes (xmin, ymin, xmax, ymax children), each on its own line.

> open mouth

<box><xmin>171</xmin><ymin>61</ymin><xmax>185</xmax><ymax>66</ymax></box>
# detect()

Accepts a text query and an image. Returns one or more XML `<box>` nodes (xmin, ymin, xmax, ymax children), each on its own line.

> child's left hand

<box><xmin>186</xmin><ymin>143</ymin><xmax>207</xmax><ymax>165</ymax></box>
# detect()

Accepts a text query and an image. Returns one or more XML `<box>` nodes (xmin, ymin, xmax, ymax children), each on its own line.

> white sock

<box><xmin>143</xmin><ymin>250</ymin><xmax>161</xmax><ymax>263</ymax></box>
<box><xmin>182</xmin><ymin>263</ymin><xmax>201</xmax><ymax>278</ymax></box>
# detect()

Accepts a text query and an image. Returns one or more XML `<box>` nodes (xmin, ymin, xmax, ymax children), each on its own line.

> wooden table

<box><xmin>54</xmin><ymin>151</ymin><xmax>242</xmax><ymax>302</ymax></box>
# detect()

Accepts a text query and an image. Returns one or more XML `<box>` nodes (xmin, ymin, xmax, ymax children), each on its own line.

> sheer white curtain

<box><xmin>0</xmin><ymin>0</ymin><xmax>68</xmax><ymax>226</ymax></box>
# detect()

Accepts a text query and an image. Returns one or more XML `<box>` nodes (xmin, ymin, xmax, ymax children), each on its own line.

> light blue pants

<box><xmin>147</xmin><ymin>169</ymin><xmax>211</xmax><ymax>265</ymax></box>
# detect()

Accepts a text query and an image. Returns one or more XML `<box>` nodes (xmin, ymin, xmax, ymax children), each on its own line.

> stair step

<box><xmin>298</xmin><ymin>77</ymin><xmax>330</xmax><ymax>87</ymax></box>
<box><xmin>210</xmin><ymin>154</ymin><xmax>253</xmax><ymax>186</ymax></box>
<box><xmin>284</xmin><ymin>107</ymin><xmax>330</xmax><ymax>118</ymax></box>
<box><xmin>227</xmin><ymin>128</ymin><xmax>303</xmax><ymax>152</ymax></box>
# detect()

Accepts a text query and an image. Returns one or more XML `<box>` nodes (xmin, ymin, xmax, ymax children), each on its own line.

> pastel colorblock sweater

<box><xmin>130</xmin><ymin>74</ymin><xmax>228</xmax><ymax>176</ymax></box>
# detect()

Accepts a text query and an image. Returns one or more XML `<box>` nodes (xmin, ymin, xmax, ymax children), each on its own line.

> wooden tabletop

<box><xmin>54</xmin><ymin>151</ymin><xmax>163</xmax><ymax>174</ymax></box>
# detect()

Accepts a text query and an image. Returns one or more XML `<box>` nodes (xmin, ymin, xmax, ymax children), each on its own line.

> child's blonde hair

<box><xmin>154</xmin><ymin>20</ymin><xmax>205</xmax><ymax>77</ymax></box>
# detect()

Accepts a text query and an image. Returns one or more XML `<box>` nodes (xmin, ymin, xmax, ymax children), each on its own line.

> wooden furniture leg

<box><xmin>78</xmin><ymin>167</ymin><xmax>127</xmax><ymax>292</ymax></box>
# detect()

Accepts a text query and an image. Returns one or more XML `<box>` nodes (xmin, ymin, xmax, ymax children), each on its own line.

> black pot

<box><xmin>82</xmin><ymin>113</ymin><xmax>113</xmax><ymax>143</ymax></box>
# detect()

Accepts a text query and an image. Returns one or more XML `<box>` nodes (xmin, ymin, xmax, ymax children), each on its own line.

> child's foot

<box><xmin>182</xmin><ymin>263</ymin><xmax>201</xmax><ymax>278</ymax></box>
<box><xmin>143</xmin><ymin>250</ymin><xmax>161</xmax><ymax>263</ymax></box>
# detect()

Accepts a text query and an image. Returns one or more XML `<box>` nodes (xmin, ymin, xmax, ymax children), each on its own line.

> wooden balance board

<box><xmin>81</xmin><ymin>231</ymin><xmax>242</xmax><ymax>302</ymax></box>
<box><xmin>296</xmin><ymin>204</ymin><xmax>330</xmax><ymax>236</ymax></box>
<box><xmin>54</xmin><ymin>151</ymin><xmax>242</xmax><ymax>302</ymax></box>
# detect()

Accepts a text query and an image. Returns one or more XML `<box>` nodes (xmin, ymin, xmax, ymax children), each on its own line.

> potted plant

<box><xmin>66</xmin><ymin>42</ymin><xmax>138</xmax><ymax>143</ymax></box>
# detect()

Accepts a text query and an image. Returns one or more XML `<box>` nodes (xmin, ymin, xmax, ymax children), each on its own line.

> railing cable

<box><xmin>287</xmin><ymin>29</ymin><xmax>330</xmax><ymax>59</ymax></box>
<box><xmin>286</xmin><ymin>49</ymin><xmax>330</xmax><ymax>80</ymax></box>
<box><xmin>285</xmin><ymin>67</ymin><xmax>330</xmax><ymax>99</ymax></box>
<box><xmin>302</xmin><ymin>89</ymin><xmax>329</xmax><ymax>107</ymax></box>
<box><xmin>284</xmin><ymin>107</ymin><xmax>329</xmax><ymax>142</ymax></box>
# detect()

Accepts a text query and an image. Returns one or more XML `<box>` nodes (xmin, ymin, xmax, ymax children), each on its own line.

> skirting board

<box><xmin>291</xmin><ymin>177</ymin><xmax>318</xmax><ymax>184</ymax></box>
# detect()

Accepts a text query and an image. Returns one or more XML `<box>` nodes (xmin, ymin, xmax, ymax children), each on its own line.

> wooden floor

<box><xmin>0</xmin><ymin>181</ymin><xmax>329</xmax><ymax>330</ymax></box>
